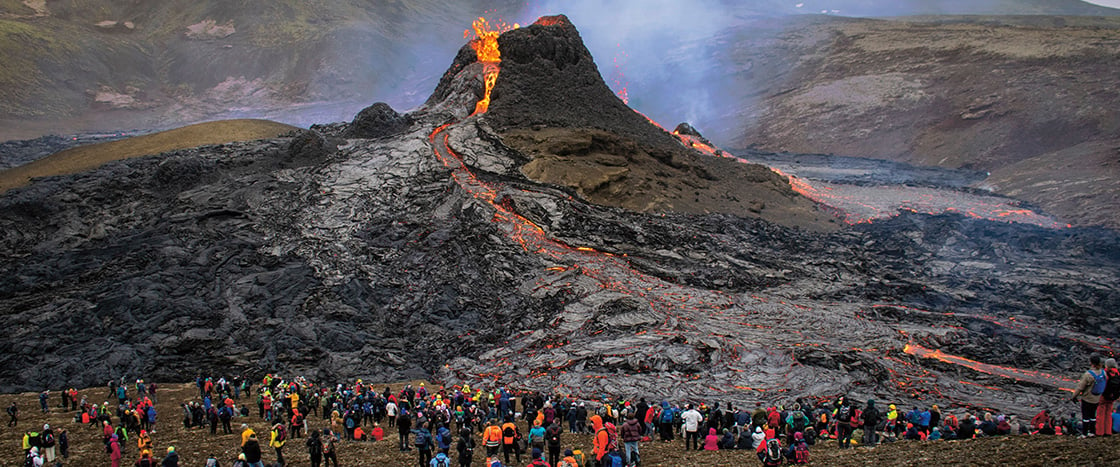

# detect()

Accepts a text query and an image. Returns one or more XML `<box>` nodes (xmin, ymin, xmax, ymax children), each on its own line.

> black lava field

<box><xmin>1</xmin><ymin>16</ymin><xmax>1117</xmax><ymax>417</ymax></box>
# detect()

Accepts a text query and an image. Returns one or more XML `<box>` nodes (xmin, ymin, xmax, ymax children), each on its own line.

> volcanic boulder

<box><xmin>342</xmin><ymin>102</ymin><xmax>413</xmax><ymax>139</ymax></box>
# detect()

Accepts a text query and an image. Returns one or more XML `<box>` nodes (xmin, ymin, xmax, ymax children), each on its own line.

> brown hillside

<box><xmin>722</xmin><ymin>15</ymin><xmax>1120</xmax><ymax>229</ymax></box>
<box><xmin>0</xmin><ymin>119</ymin><xmax>296</xmax><ymax>193</ymax></box>
<box><xmin>3</xmin><ymin>383</ymin><xmax>1120</xmax><ymax>466</ymax></box>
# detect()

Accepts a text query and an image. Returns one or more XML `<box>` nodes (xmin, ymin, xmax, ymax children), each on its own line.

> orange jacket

<box><xmin>591</xmin><ymin>415</ymin><xmax>608</xmax><ymax>460</ymax></box>
<box><xmin>501</xmin><ymin>422</ymin><xmax>518</xmax><ymax>445</ymax></box>
<box><xmin>484</xmin><ymin>425</ymin><xmax>503</xmax><ymax>447</ymax></box>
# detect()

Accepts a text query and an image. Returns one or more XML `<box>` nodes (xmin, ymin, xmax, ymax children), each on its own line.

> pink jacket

<box><xmin>703</xmin><ymin>428</ymin><xmax>719</xmax><ymax>450</ymax></box>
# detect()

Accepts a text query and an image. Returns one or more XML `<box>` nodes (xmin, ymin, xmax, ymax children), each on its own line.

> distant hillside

<box><xmin>0</xmin><ymin>0</ymin><xmax>523</xmax><ymax>137</ymax></box>
<box><xmin>0</xmin><ymin>0</ymin><xmax>1116</xmax><ymax>141</ymax></box>
<box><xmin>698</xmin><ymin>15</ymin><xmax>1120</xmax><ymax>230</ymax></box>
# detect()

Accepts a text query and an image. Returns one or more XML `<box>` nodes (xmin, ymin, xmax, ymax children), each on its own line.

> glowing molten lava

<box><xmin>466</xmin><ymin>17</ymin><xmax>516</xmax><ymax>116</ymax></box>
<box><xmin>903</xmin><ymin>343</ymin><xmax>1076</xmax><ymax>391</ymax></box>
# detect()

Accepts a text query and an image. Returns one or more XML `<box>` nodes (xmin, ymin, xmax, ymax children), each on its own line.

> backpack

<box><xmin>764</xmin><ymin>438</ymin><xmax>783</xmax><ymax>463</ymax></box>
<box><xmin>24</xmin><ymin>452</ymin><xmax>34</xmax><ymax>467</ymax></box>
<box><xmin>547</xmin><ymin>425</ymin><xmax>561</xmax><ymax>445</ymax></box>
<box><xmin>275</xmin><ymin>425</ymin><xmax>287</xmax><ymax>442</ymax></box>
<box><xmin>605</xmin><ymin>451</ymin><xmax>623</xmax><ymax>467</ymax></box>
<box><xmin>661</xmin><ymin>409</ymin><xmax>673</xmax><ymax>423</ymax></box>
<box><xmin>1090</xmin><ymin>369</ymin><xmax>1107</xmax><ymax>396</ymax></box>
<box><xmin>41</xmin><ymin>432</ymin><xmax>55</xmax><ymax>448</ymax></box>
<box><xmin>415</xmin><ymin>430</ymin><xmax>431</xmax><ymax>448</ymax></box>
<box><xmin>434</xmin><ymin>456</ymin><xmax>451</xmax><ymax>467</ymax></box>
<box><xmin>793</xmin><ymin>441</ymin><xmax>810</xmax><ymax>464</ymax></box>
<box><xmin>791</xmin><ymin>412</ymin><xmax>807</xmax><ymax>432</ymax></box>
<box><xmin>572</xmin><ymin>449</ymin><xmax>586</xmax><ymax>466</ymax></box>
<box><xmin>206</xmin><ymin>458</ymin><xmax>221</xmax><ymax>467</ymax></box>
<box><xmin>558</xmin><ymin>459</ymin><xmax>578</xmax><ymax>467</ymax></box>
<box><xmin>1104</xmin><ymin>369</ymin><xmax>1120</xmax><ymax>401</ymax></box>
<box><xmin>503</xmin><ymin>426</ymin><xmax>515</xmax><ymax>439</ymax></box>
<box><xmin>837</xmin><ymin>406</ymin><xmax>852</xmax><ymax>423</ymax></box>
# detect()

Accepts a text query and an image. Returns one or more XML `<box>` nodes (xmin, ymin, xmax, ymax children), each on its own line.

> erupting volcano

<box><xmin>0</xmin><ymin>14</ymin><xmax>1117</xmax><ymax>420</ymax></box>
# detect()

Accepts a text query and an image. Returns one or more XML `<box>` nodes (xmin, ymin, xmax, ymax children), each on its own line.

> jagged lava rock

<box><xmin>342</xmin><ymin>102</ymin><xmax>412</xmax><ymax>139</ymax></box>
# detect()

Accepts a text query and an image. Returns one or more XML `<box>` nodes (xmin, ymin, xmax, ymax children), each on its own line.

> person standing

<box><xmin>34</xmin><ymin>424</ymin><xmax>56</xmax><ymax>464</ymax></box>
<box><xmin>242</xmin><ymin>433</ymin><xmax>264</xmax><ymax>467</ymax></box>
<box><xmin>455</xmin><ymin>427</ymin><xmax>475</xmax><ymax>467</ymax></box>
<box><xmin>6</xmin><ymin>401</ymin><xmax>16</xmax><ymax>426</ymax></box>
<box><xmin>482</xmin><ymin>420</ymin><xmax>502</xmax><ymax>459</ymax></box>
<box><xmin>681</xmin><ymin>404</ymin><xmax>703</xmax><ymax>451</ymax></box>
<box><xmin>835</xmin><ymin>398</ymin><xmax>856</xmax><ymax>449</ymax></box>
<box><xmin>1097</xmin><ymin>358</ymin><xmax>1120</xmax><ymax>436</ymax></box>
<box><xmin>398</xmin><ymin>409</ymin><xmax>414</xmax><ymax>451</ymax></box>
<box><xmin>861</xmin><ymin>400</ymin><xmax>881</xmax><ymax>446</ymax></box>
<box><xmin>306</xmin><ymin>430</ymin><xmax>323</xmax><ymax>467</ymax></box>
<box><xmin>414</xmin><ymin>422</ymin><xmax>434</xmax><ymax>467</ymax></box>
<box><xmin>1071</xmin><ymin>354</ymin><xmax>1104</xmax><ymax>436</ymax></box>
<box><xmin>387</xmin><ymin>399</ymin><xmax>399</xmax><ymax>428</ymax></box>
<box><xmin>322</xmin><ymin>429</ymin><xmax>338</xmax><ymax>467</ymax></box>
<box><xmin>270</xmin><ymin>423</ymin><xmax>287</xmax><ymax>465</ymax></box>
<box><xmin>545</xmin><ymin>421</ymin><xmax>563</xmax><ymax>467</ymax></box>
<box><xmin>620</xmin><ymin>414</ymin><xmax>642</xmax><ymax>464</ymax></box>
<box><xmin>109</xmin><ymin>434</ymin><xmax>122</xmax><ymax>467</ymax></box>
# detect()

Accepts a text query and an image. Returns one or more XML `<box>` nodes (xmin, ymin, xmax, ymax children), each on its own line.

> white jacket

<box><xmin>681</xmin><ymin>409</ymin><xmax>703</xmax><ymax>432</ymax></box>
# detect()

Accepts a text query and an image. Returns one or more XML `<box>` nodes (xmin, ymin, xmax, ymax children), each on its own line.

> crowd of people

<box><xmin>14</xmin><ymin>354</ymin><xmax>1120</xmax><ymax>466</ymax></box>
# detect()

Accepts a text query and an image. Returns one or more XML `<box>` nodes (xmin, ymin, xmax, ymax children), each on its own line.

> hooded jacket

<box><xmin>591</xmin><ymin>415</ymin><xmax>608</xmax><ymax>460</ymax></box>
<box><xmin>703</xmin><ymin>428</ymin><xmax>720</xmax><ymax>450</ymax></box>
<box><xmin>620</xmin><ymin>418</ymin><xmax>642</xmax><ymax>443</ymax></box>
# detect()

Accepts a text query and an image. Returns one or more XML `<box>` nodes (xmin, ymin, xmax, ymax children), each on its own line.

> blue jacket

<box><xmin>918</xmin><ymin>410</ymin><xmax>931</xmax><ymax>427</ymax></box>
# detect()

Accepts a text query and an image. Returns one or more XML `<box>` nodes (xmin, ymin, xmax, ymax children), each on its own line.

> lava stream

<box><xmin>903</xmin><ymin>343</ymin><xmax>1076</xmax><ymax>391</ymax></box>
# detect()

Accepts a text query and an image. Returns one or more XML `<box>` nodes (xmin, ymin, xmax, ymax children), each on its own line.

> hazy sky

<box><xmin>1085</xmin><ymin>0</ymin><xmax>1120</xmax><ymax>7</ymax></box>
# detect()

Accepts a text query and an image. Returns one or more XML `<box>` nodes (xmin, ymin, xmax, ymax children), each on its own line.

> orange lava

<box><xmin>466</xmin><ymin>17</ymin><xmax>516</xmax><ymax>115</ymax></box>
<box><xmin>903</xmin><ymin>343</ymin><xmax>1076</xmax><ymax>391</ymax></box>
<box><xmin>533</xmin><ymin>15</ymin><xmax>568</xmax><ymax>27</ymax></box>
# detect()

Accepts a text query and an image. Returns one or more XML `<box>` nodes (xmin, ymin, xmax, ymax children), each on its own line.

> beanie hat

<box><xmin>532</xmin><ymin>447</ymin><xmax>543</xmax><ymax>459</ymax></box>
<box><xmin>564</xmin><ymin>449</ymin><xmax>573</xmax><ymax>456</ymax></box>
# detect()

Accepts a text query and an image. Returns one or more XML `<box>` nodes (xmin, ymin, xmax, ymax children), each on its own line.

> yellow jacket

<box><xmin>270</xmin><ymin>429</ymin><xmax>285</xmax><ymax>448</ymax></box>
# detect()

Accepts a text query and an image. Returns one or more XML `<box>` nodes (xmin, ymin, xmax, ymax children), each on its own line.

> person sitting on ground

<box><xmin>757</xmin><ymin>436</ymin><xmax>783</xmax><ymax>467</ymax></box>
<box><xmin>703</xmin><ymin>427</ymin><xmax>720</xmax><ymax>450</ymax></box>
<box><xmin>719</xmin><ymin>428</ymin><xmax>736</xmax><ymax>449</ymax></box>
<box><xmin>557</xmin><ymin>449</ymin><xmax>578</xmax><ymax>467</ymax></box>
<box><xmin>928</xmin><ymin>427</ymin><xmax>941</xmax><ymax>441</ymax></box>
<box><xmin>372</xmin><ymin>422</ymin><xmax>385</xmax><ymax>441</ymax></box>
<box><xmin>785</xmin><ymin>432</ymin><xmax>809</xmax><ymax>465</ymax></box>
<box><xmin>161</xmin><ymin>446</ymin><xmax>179</xmax><ymax>467</ymax></box>
<box><xmin>526</xmin><ymin>447</ymin><xmax>549</xmax><ymax>467</ymax></box>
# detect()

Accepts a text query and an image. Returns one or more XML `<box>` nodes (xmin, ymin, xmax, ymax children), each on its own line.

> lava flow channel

<box><xmin>441</xmin><ymin>17</ymin><xmax>723</xmax><ymax>328</ymax></box>
<box><xmin>903</xmin><ymin>343</ymin><xmax>1077</xmax><ymax>391</ymax></box>
<box><xmin>428</xmin><ymin>123</ymin><xmax>717</xmax><ymax>331</ymax></box>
